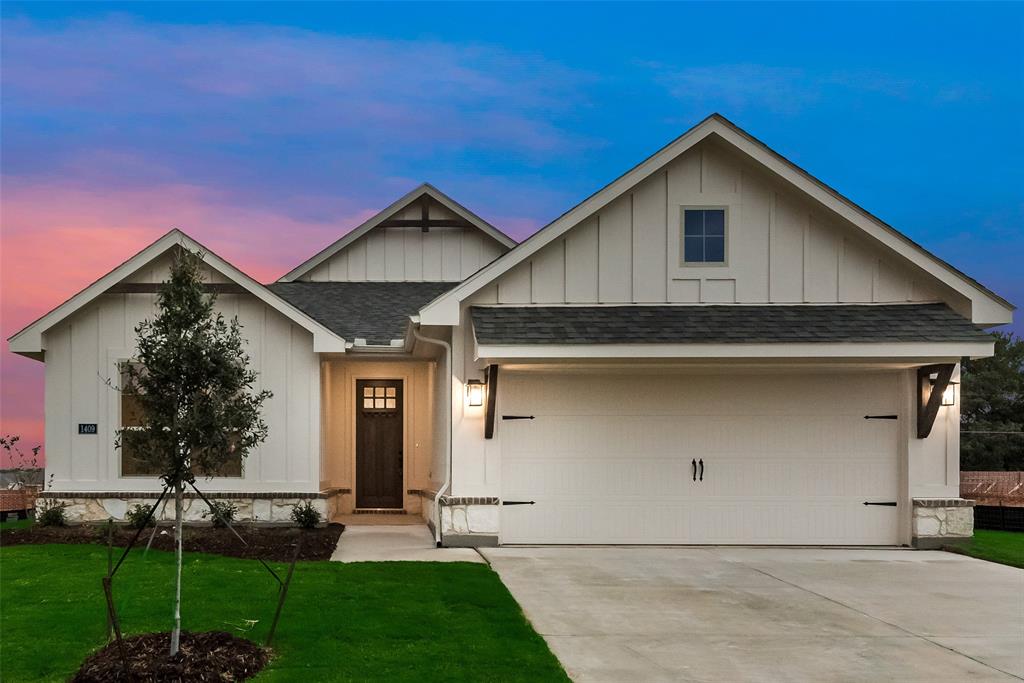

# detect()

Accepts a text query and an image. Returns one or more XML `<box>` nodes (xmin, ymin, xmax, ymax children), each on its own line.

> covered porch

<box><xmin>318</xmin><ymin>354</ymin><xmax>446</xmax><ymax>524</ymax></box>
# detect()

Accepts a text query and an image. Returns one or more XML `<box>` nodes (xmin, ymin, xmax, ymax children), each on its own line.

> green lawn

<box><xmin>949</xmin><ymin>530</ymin><xmax>1024</xmax><ymax>569</ymax></box>
<box><xmin>0</xmin><ymin>544</ymin><xmax>567</xmax><ymax>682</ymax></box>
<box><xmin>0</xmin><ymin>518</ymin><xmax>33</xmax><ymax>530</ymax></box>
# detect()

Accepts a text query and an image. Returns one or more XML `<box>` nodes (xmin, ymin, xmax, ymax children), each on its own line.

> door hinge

<box><xmin>863</xmin><ymin>501</ymin><xmax>898</xmax><ymax>506</ymax></box>
<box><xmin>863</xmin><ymin>415</ymin><xmax>898</xmax><ymax>420</ymax></box>
<box><xmin>501</xmin><ymin>415</ymin><xmax>535</xmax><ymax>421</ymax></box>
<box><xmin>502</xmin><ymin>500</ymin><xmax>536</xmax><ymax>506</ymax></box>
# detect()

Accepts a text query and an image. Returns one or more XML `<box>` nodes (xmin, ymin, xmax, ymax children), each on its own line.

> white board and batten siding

<box><xmin>499</xmin><ymin>371</ymin><xmax>902</xmax><ymax>545</ymax></box>
<box><xmin>477</xmin><ymin>139</ymin><xmax>964</xmax><ymax>312</ymax></box>
<box><xmin>44</xmin><ymin>259</ymin><xmax>320</xmax><ymax>493</ymax></box>
<box><xmin>302</xmin><ymin>203</ymin><xmax>505</xmax><ymax>282</ymax></box>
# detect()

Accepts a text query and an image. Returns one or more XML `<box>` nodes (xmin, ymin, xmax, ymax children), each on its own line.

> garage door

<box><xmin>500</xmin><ymin>371</ymin><xmax>900</xmax><ymax>545</ymax></box>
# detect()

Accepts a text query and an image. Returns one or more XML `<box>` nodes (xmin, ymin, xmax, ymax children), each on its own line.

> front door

<box><xmin>356</xmin><ymin>379</ymin><xmax>404</xmax><ymax>509</ymax></box>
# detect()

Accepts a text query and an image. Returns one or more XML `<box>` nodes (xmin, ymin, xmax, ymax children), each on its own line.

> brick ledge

<box><xmin>41</xmin><ymin>489</ymin><xmax>348</xmax><ymax>500</ymax></box>
<box><xmin>912</xmin><ymin>498</ymin><xmax>975</xmax><ymax>508</ymax></box>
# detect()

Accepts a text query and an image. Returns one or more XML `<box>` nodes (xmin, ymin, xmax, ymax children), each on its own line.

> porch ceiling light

<box><xmin>466</xmin><ymin>378</ymin><xmax>486</xmax><ymax>407</ymax></box>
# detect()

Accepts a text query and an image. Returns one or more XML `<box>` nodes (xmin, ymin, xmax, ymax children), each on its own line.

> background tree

<box><xmin>961</xmin><ymin>331</ymin><xmax>1024</xmax><ymax>471</ymax></box>
<box><xmin>117</xmin><ymin>248</ymin><xmax>271</xmax><ymax>656</ymax></box>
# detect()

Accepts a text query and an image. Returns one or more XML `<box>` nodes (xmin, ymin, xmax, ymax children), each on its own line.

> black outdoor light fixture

<box><xmin>930</xmin><ymin>372</ymin><xmax>959</xmax><ymax>407</ymax></box>
<box><xmin>466</xmin><ymin>378</ymin><xmax>486</xmax><ymax>407</ymax></box>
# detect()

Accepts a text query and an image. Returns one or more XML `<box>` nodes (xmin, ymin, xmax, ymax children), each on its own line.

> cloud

<box><xmin>645</xmin><ymin>62</ymin><xmax>988</xmax><ymax>114</ymax></box>
<box><xmin>1</xmin><ymin>15</ymin><xmax>597</xmax><ymax>159</ymax></box>
<box><xmin>648</xmin><ymin>64</ymin><xmax>818</xmax><ymax>115</ymax></box>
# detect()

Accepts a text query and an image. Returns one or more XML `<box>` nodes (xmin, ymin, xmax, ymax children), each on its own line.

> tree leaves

<box><xmin>116</xmin><ymin>248</ymin><xmax>272</xmax><ymax>485</ymax></box>
<box><xmin>961</xmin><ymin>332</ymin><xmax>1024</xmax><ymax>470</ymax></box>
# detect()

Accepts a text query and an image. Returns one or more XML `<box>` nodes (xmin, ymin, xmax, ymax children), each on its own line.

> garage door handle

<box><xmin>691</xmin><ymin>459</ymin><xmax>697</xmax><ymax>481</ymax></box>
<box><xmin>699</xmin><ymin>458</ymin><xmax>704</xmax><ymax>482</ymax></box>
<box><xmin>502</xmin><ymin>500</ymin><xmax>536</xmax><ymax>506</ymax></box>
<box><xmin>502</xmin><ymin>415</ymin><xmax>535</xmax><ymax>421</ymax></box>
<box><xmin>863</xmin><ymin>501</ymin><xmax>897</xmax><ymax>506</ymax></box>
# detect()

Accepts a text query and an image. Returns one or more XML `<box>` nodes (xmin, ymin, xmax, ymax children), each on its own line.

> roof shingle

<box><xmin>268</xmin><ymin>281</ymin><xmax>457</xmax><ymax>345</ymax></box>
<box><xmin>470</xmin><ymin>304</ymin><xmax>991</xmax><ymax>345</ymax></box>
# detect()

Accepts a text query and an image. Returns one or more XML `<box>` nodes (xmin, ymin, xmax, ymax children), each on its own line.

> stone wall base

<box><xmin>912</xmin><ymin>498</ymin><xmax>974</xmax><ymax>548</ymax></box>
<box><xmin>420</xmin><ymin>493</ymin><xmax>500</xmax><ymax>548</ymax></box>
<box><xmin>38</xmin><ymin>491</ymin><xmax>329</xmax><ymax>525</ymax></box>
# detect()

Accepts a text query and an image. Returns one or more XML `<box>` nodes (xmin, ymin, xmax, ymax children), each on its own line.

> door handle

<box><xmin>691</xmin><ymin>459</ymin><xmax>697</xmax><ymax>482</ymax></box>
<box><xmin>698</xmin><ymin>459</ymin><xmax>704</xmax><ymax>482</ymax></box>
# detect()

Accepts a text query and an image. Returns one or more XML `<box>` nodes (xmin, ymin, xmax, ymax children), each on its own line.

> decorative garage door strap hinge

<box><xmin>501</xmin><ymin>415</ymin><xmax>535</xmax><ymax>420</ymax></box>
<box><xmin>863</xmin><ymin>501</ymin><xmax>898</xmax><ymax>506</ymax></box>
<box><xmin>502</xmin><ymin>500</ymin><xmax>536</xmax><ymax>506</ymax></box>
<box><xmin>863</xmin><ymin>414</ymin><xmax>898</xmax><ymax>420</ymax></box>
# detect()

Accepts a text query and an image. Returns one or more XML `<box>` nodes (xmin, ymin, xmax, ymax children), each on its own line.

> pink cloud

<box><xmin>0</xmin><ymin>176</ymin><xmax>383</xmax><ymax>465</ymax></box>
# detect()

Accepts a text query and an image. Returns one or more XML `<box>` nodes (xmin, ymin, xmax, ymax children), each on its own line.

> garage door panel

<box><xmin>500</xmin><ymin>372</ymin><xmax>900</xmax><ymax>545</ymax></box>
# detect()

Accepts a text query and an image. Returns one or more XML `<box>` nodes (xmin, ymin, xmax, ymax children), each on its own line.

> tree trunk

<box><xmin>170</xmin><ymin>480</ymin><xmax>184</xmax><ymax>657</ymax></box>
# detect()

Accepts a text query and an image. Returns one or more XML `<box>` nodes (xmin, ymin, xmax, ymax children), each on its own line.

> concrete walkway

<box><xmin>481</xmin><ymin>546</ymin><xmax>1024</xmax><ymax>682</ymax></box>
<box><xmin>331</xmin><ymin>524</ymin><xmax>485</xmax><ymax>563</ymax></box>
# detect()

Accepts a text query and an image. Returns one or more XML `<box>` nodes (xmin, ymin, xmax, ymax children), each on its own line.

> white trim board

<box><xmin>279</xmin><ymin>183</ymin><xmax>517</xmax><ymax>282</ymax></box>
<box><xmin>8</xmin><ymin>229</ymin><xmax>348</xmax><ymax>357</ymax></box>
<box><xmin>419</xmin><ymin>114</ymin><xmax>1013</xmax><ymax>327</ymax></box>
<box><xmin>475</xmin><ymin>341</ymin><xmax>994</xmax><ymax>363</ymax></box>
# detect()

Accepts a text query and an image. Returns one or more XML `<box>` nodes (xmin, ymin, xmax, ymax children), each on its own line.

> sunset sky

<box><xmin>2</xmin><ymin>2</ymin><xmax>1022</xmax><ymax>465</ymax></box>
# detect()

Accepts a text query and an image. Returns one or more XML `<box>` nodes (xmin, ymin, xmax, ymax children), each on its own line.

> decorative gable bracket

<box><xmin>916</xmin><ymin>363</ymin><xmax>955</xmax><ymax>439</ymax></box>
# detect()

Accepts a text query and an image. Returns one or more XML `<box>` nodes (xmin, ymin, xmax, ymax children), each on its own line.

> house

<box><xmin>9</xmin><ymin>115</ymin><xmax>1013</xmax><ymax>548</ymax></box>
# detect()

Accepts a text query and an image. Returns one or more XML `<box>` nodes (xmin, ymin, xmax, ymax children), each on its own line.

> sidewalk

<box><xmin>330</xmin><ymin>524</ymin><xmax>486</xmax><ymax>563</ymax></box>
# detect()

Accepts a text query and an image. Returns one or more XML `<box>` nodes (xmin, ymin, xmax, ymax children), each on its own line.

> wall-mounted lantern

<box><xmin>930</xmin><ymin>372</ymin><xmax>959</xmax><ymax>407</ymax></box>
<box><xmin>466</xmin><ymin>378</ymin><xmax>486</xmax><ymax>407</ymax></box>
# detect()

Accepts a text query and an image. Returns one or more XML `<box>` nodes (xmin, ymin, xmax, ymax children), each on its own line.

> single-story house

<box><xmin>9</xmin><ymin>114</ymin><xmax>1013</xmax><ymax>548</ymax></box>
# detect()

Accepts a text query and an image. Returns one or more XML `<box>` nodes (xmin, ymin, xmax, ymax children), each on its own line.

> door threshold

<box><xmin>353</xmin><ymin>508</ymin><xmax>407</xmax><ymax>514</ymax></box>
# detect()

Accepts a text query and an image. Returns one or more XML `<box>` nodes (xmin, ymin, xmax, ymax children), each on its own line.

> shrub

<box><xmin>291</xmin><ymin>500</ymin><xmax>321</xmax><ymax>529</ymax></box>
<box><xmin>125</xmin><ymin>504</ymin><xmax>156</xmax><ymax>529</ymax></box>
<box><xmin>202</xmin><ymin>500</ymin><xmax>238</xmax><ymax>528</ymax></box>
<box><xmin>36</xmin><ymin>499</ymin><xmax>67</xmax><ymax>527</ymax></box>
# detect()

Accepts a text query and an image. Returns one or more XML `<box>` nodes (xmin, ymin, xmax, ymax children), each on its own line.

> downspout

<box><xmin>411</xmin><ymin>324</ymin><xmax>452</xmax><ymax>547</ymax></box>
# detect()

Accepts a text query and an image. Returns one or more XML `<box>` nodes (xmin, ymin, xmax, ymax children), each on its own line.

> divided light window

<box><xmin>683</xmin><ymin>208</ymin><xmax>726</xmax><ymax>264</ymax></box>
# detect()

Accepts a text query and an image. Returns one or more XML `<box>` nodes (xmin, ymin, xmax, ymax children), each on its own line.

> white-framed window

<box><xmin>682</xmin><ymin>207</ymin><xmax>727</xmax><ymax>265</ymax></box>
<box><xmin>119</xmin><ymin>361</ymin><xmax>161</xmax><ymax>477</ymax></box>
<box><xmin>118</xmin><ymin>361</ymin><xmax>243</xmax><ymax>478</ymax></box>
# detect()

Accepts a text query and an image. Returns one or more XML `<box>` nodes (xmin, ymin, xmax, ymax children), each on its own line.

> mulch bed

<box><xmin>72</xmin><ymin>630</ymin><xmax>269</xmax><ymax>682</ymax></box>
<box><xmin>1</xmin><ymin>523</ymin><xmax>343</xmax><ymax>561</ymax></box>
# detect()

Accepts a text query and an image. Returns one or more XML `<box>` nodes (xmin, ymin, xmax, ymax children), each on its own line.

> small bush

<box><xmin>36</xmin><ymin>499</ymin><xmax>67</xmax><ymax>527</ymax></box>
<box><xmin>202</xmin><ymin>500</ymin><xmax>238</xmax><ymax>528</ymax></box>
<box><xmin>291</xmin><ymin>500</ymin><xmax>321</xmax><ymax>529</ymax></box>
<box><xmin>125</xmin><ymin>504</ymin><xmax>156</xmax><ymax>529</ymax></box>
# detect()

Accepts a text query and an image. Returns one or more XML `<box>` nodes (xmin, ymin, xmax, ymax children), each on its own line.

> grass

<box><xmin>0</xmin><ymin>518</ymin><xmax>33</xmax><ymax>531</ymax></box>
<box><xmin>948</xmin><ymin>529</ymin><xmax>1024</xmax><ymax>569</ymax></box>
<box><xmin>0</xmin><ymin>544</ymin><xmax>568</xmax><ymax>682</ymax></box>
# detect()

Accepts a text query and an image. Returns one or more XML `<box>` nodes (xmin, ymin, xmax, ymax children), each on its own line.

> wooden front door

<box><xmin>356</xmin><ymin>379</ymin><xmax>404</xmax><ymax>509</ymax></box>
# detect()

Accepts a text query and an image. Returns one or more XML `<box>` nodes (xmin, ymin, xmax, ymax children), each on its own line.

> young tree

<box><xmin>117</xmin><ymin>248</ymin><xmax>272</xmax><ymax>656</ymax></box>
<box><xmin>961</xmin><ymin>331</ymin><xmax>1024</xmax><ymax>471</ymax></box>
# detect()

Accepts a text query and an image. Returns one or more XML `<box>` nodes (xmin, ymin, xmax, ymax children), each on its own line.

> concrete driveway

<box><xmin>480</xmin><ymin>547</ymin><xmax>1024</xmax><ymax>682</ymax></box>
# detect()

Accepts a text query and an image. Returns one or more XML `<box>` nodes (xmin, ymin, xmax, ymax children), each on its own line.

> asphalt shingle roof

<box><xmin>470</xmin><ymin>304</ymin><xmax>991</xmax><ymax>345</ymax></box>
<box><xmin>268</xmin><ymin>281</ymin><xmax>457</xmax><ymax>345</ymax></box>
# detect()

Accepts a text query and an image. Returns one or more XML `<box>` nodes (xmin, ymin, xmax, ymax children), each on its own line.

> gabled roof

<box><xmin>471</xmin><ymin>303</ymin><xmax>991</xmax><ymax>345</ymax></box>
<box><xmin>419</xmin><ymin>114</ymin><xmax>1014</xmax><ymax>327</ymax></box>
<box><xmin>268</xmin><ymin>281</ymin><xmax>457</xmax><ymax>345</ymax></box>
<box><xmin>8</xmin><ymin>229</ymin><xmax>348</xmax><ymax>359</ymax></box>
<box><xmin>279</xmin><ymin>183</ymin><xmax>517</xmax><ymax>282</ymax></box>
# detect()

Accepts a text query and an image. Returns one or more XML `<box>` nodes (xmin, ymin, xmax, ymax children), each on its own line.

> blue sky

<box><xmin>1</xmin><ymin>2</ymin><xmax>1022</xmax><ymax>451</ymax></box>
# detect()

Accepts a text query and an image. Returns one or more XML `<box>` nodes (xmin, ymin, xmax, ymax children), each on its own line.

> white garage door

<box><xmin>500</xmin><ymin>371</ymin><xmax>900</xmax><ymax>545</ymax></box>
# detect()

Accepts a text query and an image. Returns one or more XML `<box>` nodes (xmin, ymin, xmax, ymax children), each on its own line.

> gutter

<box><xmin>410</xmin><ymin>320</ymin><xmax>452</xmax><ymax>547</ymax></box>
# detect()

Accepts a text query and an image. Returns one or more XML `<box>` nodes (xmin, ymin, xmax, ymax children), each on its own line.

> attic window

<box><xmin>682</xmin><ymin>208</ymin><xmax>726</xmax><ymax>264</ymax></box>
